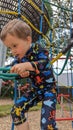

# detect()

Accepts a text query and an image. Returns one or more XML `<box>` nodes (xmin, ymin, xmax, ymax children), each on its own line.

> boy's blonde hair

<box><xmin>0</xmin><ymin>19</ymin><xmax>32</xmax><ymax>41</ymax></box>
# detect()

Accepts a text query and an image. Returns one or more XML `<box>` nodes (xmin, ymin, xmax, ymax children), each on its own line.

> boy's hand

<box><xmin>20</xmin><ymin>71</ymin><xmax>30</xmax><ymax>77</ymax></box>
<box><xmin>10</xmin><ymin>63</ymin><xmax>30</xmax><ymax>77</ymax></box>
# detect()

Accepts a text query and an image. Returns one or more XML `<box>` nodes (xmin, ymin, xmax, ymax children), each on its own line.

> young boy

<box><xmin>0</xmin><ymin>19</ymin><xmax>58</xmax><ymax>130</ymax></box>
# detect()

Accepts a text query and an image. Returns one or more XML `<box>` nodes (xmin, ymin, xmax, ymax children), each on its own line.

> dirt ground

<box><xmin>0</xmin><ymin>99</ymin><xmax>73</xmax><ymax>130</ymax></box>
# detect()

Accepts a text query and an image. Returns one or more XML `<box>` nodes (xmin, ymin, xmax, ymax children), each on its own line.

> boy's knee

<box><xmin>11</xmin><ymin>104</ymin><xmax>26</xmax><ymax>125</ymax></box>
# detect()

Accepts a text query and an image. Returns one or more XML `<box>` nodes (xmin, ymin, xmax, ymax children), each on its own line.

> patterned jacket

<box><xmin>11</xmin><ymin>43</ymin><xmax>56</xmax><ymax>95</ymax></box>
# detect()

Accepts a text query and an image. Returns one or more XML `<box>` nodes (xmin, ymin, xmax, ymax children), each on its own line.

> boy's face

<box><xmin>3</xmin><ymin>34</ymin><xmax>32</xmax><ymax>60</ymax></box>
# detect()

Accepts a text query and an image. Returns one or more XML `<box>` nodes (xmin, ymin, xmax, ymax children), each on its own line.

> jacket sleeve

<box><xmin>29</xmin><ymin>47</ymin><xmax>56</xmax><ymax>86</ymax></box>
<box><xmin>30</xmin><ymin>49</ymin><xmax>51</xmax><ymax>73</ymax></box>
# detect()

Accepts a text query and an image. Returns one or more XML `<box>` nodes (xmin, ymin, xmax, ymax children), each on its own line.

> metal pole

<box><xmin>11</xmin><ymin>80</ymin><xmax>18</xmax><ymax>130</ymax></box>
<box><xmin>39</xmin><ymin>1</ymin><xmax>44</xmax><ymax>42</ymax></box>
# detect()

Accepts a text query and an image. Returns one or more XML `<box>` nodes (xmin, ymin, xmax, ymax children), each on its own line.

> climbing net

<box><xmin>0</xmin><ymin>0</ymin><xmax>51</xmax><ymax>43</ymax></box>
<box><xmin>0</xmin><ymin>0</ymin><xmax>73</xmax><ymax>49</ymax></box>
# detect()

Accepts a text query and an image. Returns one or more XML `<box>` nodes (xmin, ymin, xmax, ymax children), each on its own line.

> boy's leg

<box><xmin>11</xmin><ymin>91</ymin><xmax>39</xmax><ymax>130</ymax></box>
<box><xmin>16</xmin><ymin>121</ymin><xmax>30</xmax><ymax>130</ymax></box>
<box><xmin>41</xmin><ymin>91</ymin><xmax>58</xmax><ymax>130</ymax></box>
<box><xmin>11</xmin><ymin>96</ymin><xmax>28</xmax><ymax>126</ymax></box>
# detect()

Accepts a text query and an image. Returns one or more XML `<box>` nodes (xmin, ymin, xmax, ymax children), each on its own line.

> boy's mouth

<box><xmin>15</xmin><ymin>54</ymin><xmax>23</xmax><ymax>60</ymax></box>
<box><xmin>15</xmin><ymin>54</ymin><xmax>20</xmax><ymax>58</ymax></box>
<box><xmin>15</xmin><ymin>54</ymin><xmax>24</xmax><ymax>60</ymax></box>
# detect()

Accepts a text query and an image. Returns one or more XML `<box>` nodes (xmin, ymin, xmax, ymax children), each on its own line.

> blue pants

<box><xmin>11</xmin><ymin>89</ymin><xmax>58</xmax><ymax>130</ymax></box>
<box><xmin>41</xmin><ymin>91</ymin><xmax>58</xmax><ymax>130</ymax></box>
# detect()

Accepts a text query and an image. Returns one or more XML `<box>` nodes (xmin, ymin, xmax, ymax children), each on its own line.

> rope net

<box><xmin>0</xmin><ymin>0</ymin><xmax>50</xmax><ymax>42</ymax></box>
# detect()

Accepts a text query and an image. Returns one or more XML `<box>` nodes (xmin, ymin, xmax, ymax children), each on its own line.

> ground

<box><xmin>0</xmin><ymin>99</ymin><xmax>73</xmax><ymax>130</ymax></box>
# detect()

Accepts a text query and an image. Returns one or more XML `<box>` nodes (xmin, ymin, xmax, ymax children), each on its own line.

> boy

<box><xmin>0</xmin><ymin>19</ymin><xmax>58</xmax><ymax>130</ymax></box>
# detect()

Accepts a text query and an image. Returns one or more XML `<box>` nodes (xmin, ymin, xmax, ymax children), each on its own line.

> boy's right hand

<box><xmin>10</xmin><ymin>62</ymin><xmax>35</xmax><ymax>77</ymax></box>
<box><xmin>10</xmin><ymin>63</ymin><xmax>30</xmax><ymax>77</ymax></box>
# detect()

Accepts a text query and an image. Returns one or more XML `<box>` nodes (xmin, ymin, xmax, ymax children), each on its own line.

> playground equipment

<box><xmin>0</xmin><ymin>0</ymin><xmax>52</xmax><ymax>44</ymax></box>
<box><xmin>0</xmin><ymin>0</ymin><xmax>73</xmax><ymax>51</ymax></box>
<box><xmin>57</xmin><ymin>94</ymin><xmax>73</xmax><ymax>120</ymax></box>
<box><xmin>0</xmin><ymin>0</ymin><xmax>73</xmax><ymax>129</ymax></box>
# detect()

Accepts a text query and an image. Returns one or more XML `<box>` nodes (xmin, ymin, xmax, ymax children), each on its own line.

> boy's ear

<box><xmin>27</xmin><ymin>36</ymin><xmax>32</xmax><ymax>44</ymax></box>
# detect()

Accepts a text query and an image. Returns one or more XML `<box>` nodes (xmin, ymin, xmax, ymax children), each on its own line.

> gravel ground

<box><xmin>0</xmin><ymin>99</ymin><xmax>73</xmax><ymax>130</ymax></box>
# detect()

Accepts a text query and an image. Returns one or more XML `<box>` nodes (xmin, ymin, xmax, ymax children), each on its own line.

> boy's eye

<box><xmin>13</xmin><ymin>45</ymin><xmax>17</xmax><ymax>47</ymax></box>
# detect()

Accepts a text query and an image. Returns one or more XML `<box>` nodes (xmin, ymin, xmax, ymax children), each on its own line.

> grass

<box><xmin>0</xmin><ymin>103</ymin><xmax>42</xmax><ymax>117</ymax></box>
<box><xmin>0</xmin><ymin>102</ymin><xmax>72</xmax><ymax>117</ymax></box>
<box><xmin>0</xmin><ymin>104</ymin><xmax>13</xmax><ymax>117</ymax></box>
<box><xmin>29</xmin><ymin>102</ymin><xmax>42</xmax><ymax>111</ymax></box>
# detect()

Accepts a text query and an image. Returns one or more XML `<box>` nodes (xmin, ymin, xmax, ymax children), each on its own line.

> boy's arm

<box><xmin>10</xmin><ymin>48</ymin><xmax>50</xmax><ymax>77</ymax></box>
<box><xmin>10</xmin><ymin>50</ymin><xmax>49</xmax><ymax>76</ymax></box>
<box><xmin>30</xmin><ymin>50</ymin><xmax>50</xmax><ymax>73</ymax></box>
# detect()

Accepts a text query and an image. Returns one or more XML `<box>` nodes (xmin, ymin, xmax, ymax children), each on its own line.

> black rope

<box><xmin>0</xmin><ymin>0</ymin><xmax>50</xmax><ymax>42</ymax></box>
